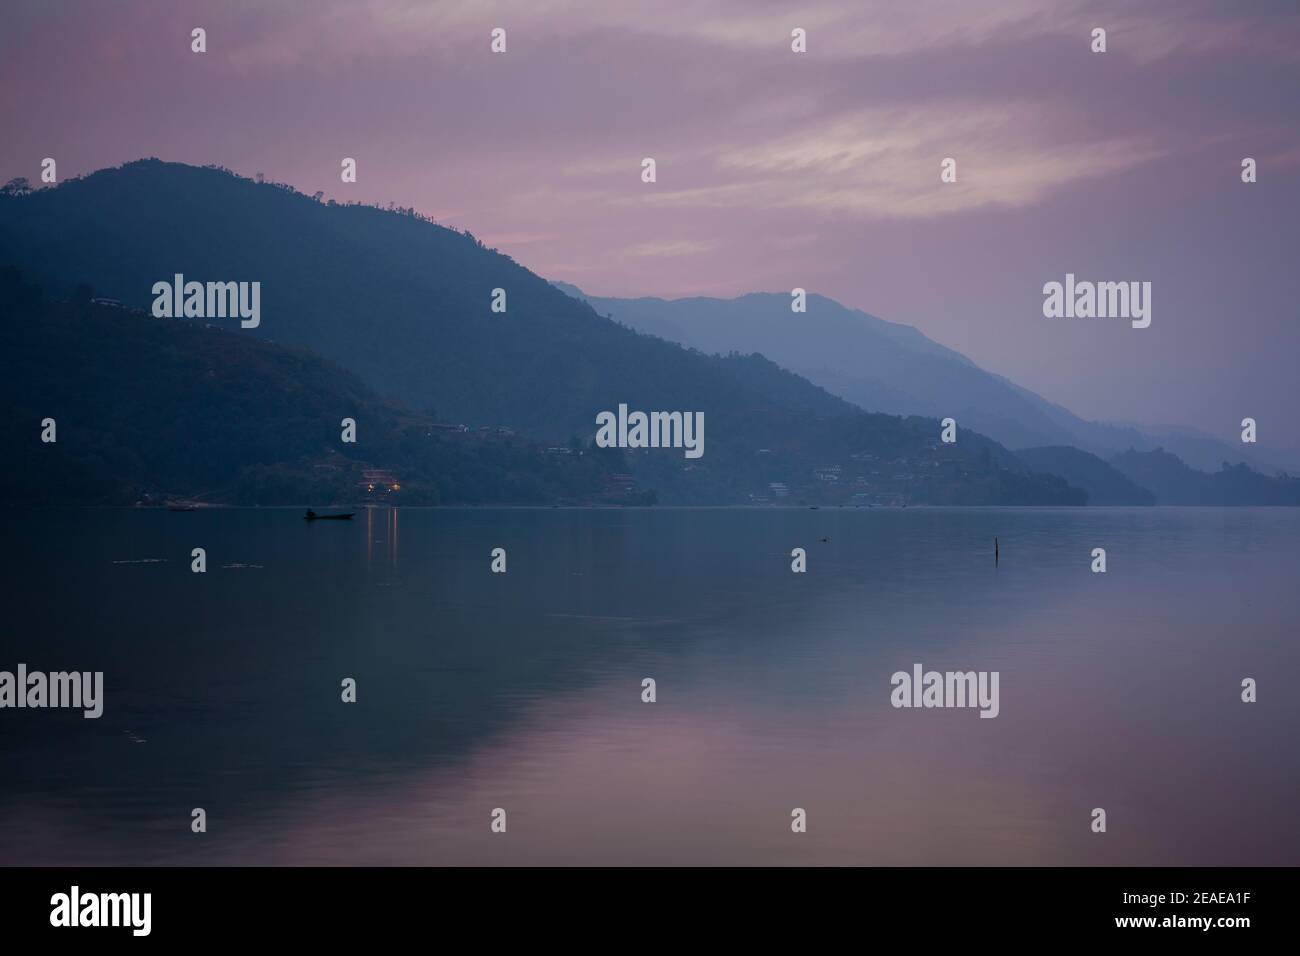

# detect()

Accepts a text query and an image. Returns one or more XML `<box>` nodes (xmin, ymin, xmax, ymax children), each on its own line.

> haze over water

<box><xmin>2</xmin><ymin>506</ymin><xmax>1296</xmax><ymax>865</ymax></box>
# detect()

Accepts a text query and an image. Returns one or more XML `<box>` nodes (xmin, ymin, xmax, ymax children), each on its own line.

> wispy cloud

<box><xmin>564</xmin><ymin>104</ymin><xmax>1165</xmax><ymax>220</ymax></box>
<box><xmin>625</xmin><ymin>238</ymin><xmax>716</xmax><ymax>258</ymax></box>
<box><xmin>155</xmin><ymin>0</ymin><xmax>1300</xmax><ymax>75</ymax></box>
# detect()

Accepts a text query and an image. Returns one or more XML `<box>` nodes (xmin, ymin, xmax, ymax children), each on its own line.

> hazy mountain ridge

<box><xmin>558</xmin><ymin>283</ymin><xmax>1292</xmax><ymax>474</ymax></box>
<box><xmin>1109</xmin><ymin>448</ymin><xmax>1300</xmax><ymax>506</ymax></box>
<box><xmin>0</xmin><ymin>160</ymin><xmax>1085</xmax><ymax>506</ymax></box>
<box><xmin>1016</xmin><ymin>446</ymin><xmax>1156</xmax><ymax>506</ymax></box>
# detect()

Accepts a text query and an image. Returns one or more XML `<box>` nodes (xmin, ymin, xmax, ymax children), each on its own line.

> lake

<box><xmin>1</xmin><ymin>506</ymin><xmax>1297</xmax><ymax>865</ymax></box>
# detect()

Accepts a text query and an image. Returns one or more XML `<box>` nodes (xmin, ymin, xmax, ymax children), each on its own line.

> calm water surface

<box><xmin>1</xmin><ymin>506</ymin><xmax>1297</xmax><ymax>865</ymax></box>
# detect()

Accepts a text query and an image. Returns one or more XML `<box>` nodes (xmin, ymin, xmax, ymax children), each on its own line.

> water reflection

<box><xmin>365</xmin><ymin>505</ymin><xmax>398</xmax><ymax>573</ymax></box>
<box><xmin>1</xmin><ymin>507</ymin><xmax>1297</xmax><ymax>865</ymax></box>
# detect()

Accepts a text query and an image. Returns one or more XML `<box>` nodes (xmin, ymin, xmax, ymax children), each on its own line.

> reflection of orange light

<box><xmin>392</xmin><ymin>483</ymin><xmax>400</xmax><ymax>491</ymax></box>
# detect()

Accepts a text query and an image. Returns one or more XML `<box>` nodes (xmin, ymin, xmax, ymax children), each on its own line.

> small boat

<box><xmin>304</xmin><ymin>509</ymin><xmax>356</xmax><ymax>521</ymax></box>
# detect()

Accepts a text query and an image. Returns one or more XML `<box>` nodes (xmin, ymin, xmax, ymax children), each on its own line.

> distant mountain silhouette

<box><xmin>0</xmin><ymin>266</ymin><xmax>628</xmax><ymax>506</ymax></box>
<box><xmin>1109</xmin><ymin>448</ymin><xmax>1300</xmax><ymax>506</ymax></box>
<box><xmin>1017</xmin><ymin>446</ymin><xmax>1155</xmax><ymax>505</ymax></box>
<box><xmin>555</xmin><ymin>283</ymin><xmax>1293</xmax><ymax>474</ymax></box>
<box><xmin>0</xmin><ymin>159</ymin><xmax>1086</xmax><ymax>506</ymax></box>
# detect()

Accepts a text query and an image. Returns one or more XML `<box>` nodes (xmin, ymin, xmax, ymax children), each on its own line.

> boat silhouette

<box><xmin>304</xmin><ymin>509</ymin><xmax>355</xmax><ymax>521</ymax></box>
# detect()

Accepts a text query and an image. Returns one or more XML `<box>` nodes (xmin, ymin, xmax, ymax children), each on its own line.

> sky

<box><xmin>2</xmin><ymin>0</ymin><xmax>1298</xmax><ymax>455</ymax></box>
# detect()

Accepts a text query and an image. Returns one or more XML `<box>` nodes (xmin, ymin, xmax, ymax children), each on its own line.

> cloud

<box><xmin>177</xmin><ymin>0</ymin><xmax>1300</xmax><ymax>76</ymax></box>
<box><xmin>585</xmin><ymin>103</ymin><xmax>1166</xmax><ymax>220</ymax></box>
<box><xmin>625</xmin><ymin>238</ymin><xmax>716</xmax><ymax>258</ymax></box>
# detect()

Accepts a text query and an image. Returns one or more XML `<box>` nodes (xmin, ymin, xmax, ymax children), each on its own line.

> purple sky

<box><xmin>3</xmin><ymin>0</ymin><xmax>1298</xmax><ymax>455</ymax></box>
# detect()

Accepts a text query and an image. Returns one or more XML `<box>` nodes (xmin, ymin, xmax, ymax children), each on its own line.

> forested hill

<box><xmin>0</xmin><ymin>267</ymin><xmax>628</xmax><ymax>506</ymax></box>
<box><xmin>1109</xmin><ymin>448</ymin><xmax>1300</xmax><ymax>506</ymax></box>
<box><xmin>1016</xmin><ymin>446</ymin><xmax>1156</xmax><ymax>505</ymax></box>
<box><xmin>0</xmin><ymin>161</ymin><xmax>1086</xmax><ymax>505</ymax></box>
<box><xmin>0</xmin><ymin>160</ymin><xmax>851</xmax><ymax>440</ymax></box>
